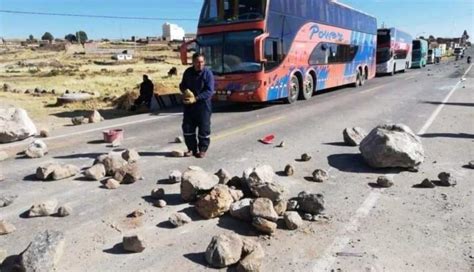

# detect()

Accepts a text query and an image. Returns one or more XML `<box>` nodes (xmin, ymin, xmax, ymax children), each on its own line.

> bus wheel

<box><xmin>286</xmin><ymin>75</ymin><xmax>300</xmax><ymax>104</ymax></box>
<box><xmin>390</xmin><ymin>64</ymin><xmax>396</xmax><ymax>76</ymax></box>
<box><xmin>359</xmin><ymin>70</ymin><xmax>366</xmax><ymax>86</ymax></box>
<box><xmin>299</xmin><ymin>74</ymin><xmax>314</xmax><ymax>100</ymax></box>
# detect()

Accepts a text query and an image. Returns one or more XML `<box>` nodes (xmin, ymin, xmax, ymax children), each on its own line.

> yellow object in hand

<box><xmin>183</xmin><ymin>90</ymin><xmax>196</xmax><ymax>104</ymax></box>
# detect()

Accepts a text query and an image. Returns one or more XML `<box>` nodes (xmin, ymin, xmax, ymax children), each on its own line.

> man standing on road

<box><xmin>179</xmin><ymin>53</ymin><xmax>215</xmax><ymax>158</ymax></box>
<box><xmin>132</xmin><ymin>74</ymin><xmax>154</xmax><ymax>111</ymax></box>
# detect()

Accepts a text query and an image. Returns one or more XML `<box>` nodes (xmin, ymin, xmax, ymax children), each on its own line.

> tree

<box><xmin>28</xmin><ymin>34</ymin><xmax>34</xmax><ymax>41</ymax></box>
<box><xmin>64</xmin><ymin>34</ymin><xmax>77</xmax><ymax>43</ymax></box>
<box><xmin>41</xmin><ymin>32</ymin><xmax>54</xmax><ymax>42</ymax></box>
<box><xmin>76</xmin><ymin>31</ymin><xmax>88</xmax><ymax>44</ymax></box>
<box><xmin>462</xmin><ymin>30</ymin><xmax>469</xmax><ymax>41</ymax></box>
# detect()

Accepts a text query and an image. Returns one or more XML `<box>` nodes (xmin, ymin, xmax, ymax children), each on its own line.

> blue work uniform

<box><xmin>179</xmin><ymin>67</ymin><xmax>215</xmax><ymax>153</ymax></box>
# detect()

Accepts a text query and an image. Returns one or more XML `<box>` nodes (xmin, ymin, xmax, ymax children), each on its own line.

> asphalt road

<box><xmin>1</xmin><ymin>53</ymin><xmax>473</xmax><ymax>272</ymax></box>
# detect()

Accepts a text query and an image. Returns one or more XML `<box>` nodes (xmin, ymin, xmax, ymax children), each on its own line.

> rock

<box><xmin>205</xmin><ymin>234</ymin><xmax>243</xmax><ymax>268</ymax></box>
<box><xmin>287</xmin><ymin>200</ymin><xmax>298</xmax><ymax>211</ymax></box>
<box><xmin>57</xmin><ymin>205</ymin><xmax>72</xmax><ymax>217</ymax></box>
<box><xmin>230</xmin><ymin>198</ymin><xmax>253</xmax><ymax>222</ymax></box>
<box><xmin>39</xmin><ymin>129</ymin><xmax>50</xmax><ymax>138</ymax></box>
<box><xmin>36</xmin><ymin>163</ymin><xmax>61</xmax><ymax>180</ymax></box>
<box><xmin>284</xmin><ymin>164</ymin><xmax>295</xmax><ymax>176</ymax></box>
<box><xmin>151</xmin><ymin>188</ymin><xmax>165</xmax><ymax>199</ymax></box>
<box><xmin>88</xmin><ymin>110</ymin><xmax>104</xmax><ymax>123</ymax></box>
<box><xmin>169</xmin><ymin>212</ymin><xmax>192</xmax><ymax>227</ymax></box>
<box><xmin>0</xmin><ymin>194</ymin><xmax>17</xmax><ymax>207</ymax></box>
<box><xmin>84</xmin><ymin>163</ymin><xmax>106</xmax><ymax>181</ymax></box>
<box><xmin>51</xmin><ymin>164</ymin><xmax>79</xmax><ymax>180</ymax></box>
<box><xmin>312</xmin><ymin>169</ymin><xmax>329</xmax><ymax>183</ymax></box>
<box><xmin>377</xmin><ymin>176</ymin><xmax>394</xmax><ymax>188</ymax></box>
<box><xmin>102</xmin><ymin>153</ymin><xmax>128</xmax><ymax>176</ymax></box>
<box><xmin>297</xmin><ymin>191</ymin><xmax>325</xmax><ymax>215</ymax></box>
<box><xmin>468</xmin><ymin>161</ymin><xmax>474</xmax><ymax>169</ymax></box>
<box><xmin>0</xmin><ymin>248</ymin><xmax>6</xmax><ymax>264</ymax></box>
<box><xmin>360</xmin><ymin>124</ymin><xmax>425</xmax><ymax>168</ymax></box>
<box><xmin>122</xmin><ymin>149</ymin><xmax>140</xmax><ymax>163</ymax></box>
<box><xmin>247</xmin><ymin>165</ymin><xmax>275</xmax><ymax>184</ymax></box>
<box><xmin>273</xmin><ymin>199</ymin><xmax>287</xmax><ymax>216</ymax></box>
<box><xmin>113</xmin><ymin>163</ymin><xmax>140</xmax><ymax>184</ymax></box>
<box><xmin>174</xmin><ymin>136</ymin><xmax>184</xmax><ymax>143</ymax></box>
<box><xmin>276</xmin><ymin>141</ymin><xmax>285</xmax><ymax>148</ymax></box>
<box><xmin>0</xmin><ymin>220</ymin><xmax>16</xmax><ymax>235</ymax></box>
<box><xmin>237</xmin><ymin>238</ymin><xmax>265</xmax><ymax>272</ymax></box>
<box><xmin>229</xmin><ymin>188</ymin><xmax>244</xmax><ymax>202</ymax></box>
<box><xmin>128</xmin><ymin>209</ymin><xmax>144</xmax><ymax>218</ymax></box>
<box><xmin>123</xmin><ymin>235</ymin><xmax>146</xmax><ymax>253</ymax></box>
<box><xmin>0</xmin><ymin>107</ymin><xmax>37</xmax><ymax>143</ymax></box>
<box><xmin>284</xmin><ymin>211</ymin><xmax>303</xmax><ymax>230</ymax></box>
<box><xmin>28</xmin><ymin>199</ymin><xmax>58</xmax><ymax>217</ymax></box>
<box><xmin>419</xmin><ymin>178</ymin><xmax>435</xmax><ymax>188</ymax></box>
<box><xmin>188</xmin><ymin>166</ymin><xmax>204</xmax><ymax>171</ymax></box>
<box><xmin>303</xmin><ymin>213</ymin><xmax>313</xmax><ymax>221</ymax></box>
<box><xmin>438</xmin><ymin>172</ymin><xmax>456</xmax><ymax>187</ymax></box>
<box><xmin>20</xmin><ymin>230</ymin><xmax>65</xmax><ymax>272</ymax></box>
<box><xmin>250</xmin><ymin>198</ymin><xmax>278</xmax><ymax>222</ymax></box>
<box><xmin>0</xmin><ymin>151</ymin><xmax>9</xmax><ymax>161</ymax></box>
<box><xmin>102</xmin><ymin>178</ymin><xmax>120</xmax><ymax>189</ymax></box>
<box><xmin>25</xmin><ymin>140</ymin><xmax>48</xmax><ymax>158</ymax></box>
<box><xmin>252</xmin><ymin>217</ymin><xmax>277</xmax><ymax>234</ymax></box>
<box><xmin>195</xmin><ymin>185</ymin><xmax>235</xmax><ymax>219</ymax></box>
<box><xmin>71</xmin><ymin>116</ymin><xmax>87</xmax><ymax>126</ymax></box>
<box><xmin>168</xmin><ymin>170</ymin><xmax>182</xmax><ymax>183</ymax></box>
<box><xmin>171</xmin><ymin>150</ymin><xmax>184</xmax><ymax>157</ymax></box>
<box><xmin>180</xmin><ymin>169</ymin><xmax>219</xmax><ymax>202</ymax></box>
<box><xmin>154</xmin><ymin>199</ymin><xmax>167</xmax><ymax>208</ymax></box>
<box><xmin>300</xmin><ymin>153</ymin><xmax>312</xmax><ymax>162</ymax></box>
<box><xmin>249</xmin><ymin>182</ymin><xmax>287</xmax><ymax>203</ymax></box>
<box><xmin>343</xmin><ymin>127</ymin><xmax>367</xmax><ymax>146</ymax></box>
<box><xmin>216</xmin><ymin>168</ymin><xmax>231</xmax><ymax>184</ymax></box>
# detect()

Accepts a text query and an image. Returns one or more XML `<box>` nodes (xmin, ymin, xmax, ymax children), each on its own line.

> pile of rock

<box><xmin>417</xmin><ymin>172</ymin><xmax>457</xmax><ymax>188</ymax></box>
<box><xmin>205</xmin><ymin>234</ymin><xmax>264</xmax><ymax>271</ymax></box>
<box><xmin>85</xmin><ymin>149</ymin><xmax>142</xmax><ymax>187</ymax></box>
<box><xmin>71</xmin><ymin>110</ymin><xmax>104</xmax><ymax>126</ymax></box>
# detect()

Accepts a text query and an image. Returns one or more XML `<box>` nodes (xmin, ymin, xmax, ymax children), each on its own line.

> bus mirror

<box><xmin>254</xmin><ymin>33</ymin><xmax>270</xmax><ymax>62</ymax></box>
<box><xmin>180</xmin><ymin>39</ymin><xmax>196</xmax><ymax>65</ymax></box>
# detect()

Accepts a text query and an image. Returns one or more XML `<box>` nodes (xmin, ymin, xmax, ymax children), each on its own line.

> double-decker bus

<box><xmin>181</xmin><ymin>0</ymin><xmax>377</xmax><ymax>103</ymax></box>
<box><xmin>411</xmin><ymin>39</ymin><xmax>428</xmax><ymax>68</ymax></box>
<box><xmin>376</xmin><ymin>28</ymin><xmax>413</xmax><ymax>75</ymax></box>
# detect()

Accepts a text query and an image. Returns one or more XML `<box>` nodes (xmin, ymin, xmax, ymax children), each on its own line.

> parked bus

<box><xmin>376</xmin><ymin>28</ymin><xmax>413</xmax><ymax>75</ymax></box>
<box><xmin>411</xmin><ymin>39</ymin><xmax>428</xmax><ymax>68</ymax></box>
<box><xmin>181</xmin><ymin>0</ymin><xmax>377</xmax><ymax>103</ymax></box>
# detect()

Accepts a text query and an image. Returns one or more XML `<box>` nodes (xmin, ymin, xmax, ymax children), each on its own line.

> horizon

<box><xmin>0</xmin><ymin>0</ymin><xmax>472</xmax><ymax>40</ymax></box>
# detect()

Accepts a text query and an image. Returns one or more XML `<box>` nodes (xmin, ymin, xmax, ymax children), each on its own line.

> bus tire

<box><xmin>390</xmin><ymin>64</ymin><xmax>396</xmax><ymax>76</ymax></box>
<box><xmin>352</xmin><ymin>71</ymin><xmax>361</xmax><ymax>88</ymax></box>
<box><xmin>359</xmin><ymin>69</ymin><xmax>366</xmax><ymax>86</ymax></box>
<box><xmin>299</xmin><ymin>74</ymin><xmax>314</xmax><ymax>100</ymax></box>
<box><xmin>285</xmin><ymin>74</ymin><xmax>300</xmax><ymax>104</ymax></box>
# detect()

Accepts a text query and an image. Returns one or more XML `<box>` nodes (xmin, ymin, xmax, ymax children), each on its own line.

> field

<box><xmin>0</xmin><ymin>41</ymin><xmax>184</xmax><ymax>130</ymax></box>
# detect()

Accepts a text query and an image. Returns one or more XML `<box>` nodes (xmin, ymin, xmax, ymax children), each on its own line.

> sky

<box><xmin>0</xmin><ymin>0</ymin><xmax>472</xmax><ymax>40</ymax></box>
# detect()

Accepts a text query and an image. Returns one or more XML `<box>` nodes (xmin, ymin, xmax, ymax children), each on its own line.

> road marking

<box><xmin>212</xmin><ymin>116</ymin><xmax>285</xmax><ymax>141</ymax></box>
<box><xmin>0</xmin><ymin>113</ymin><xmax>182</xmax><ymax>150</ymax></box>
<box><xmin>312</xmin><ymin>63</ymin><xmax>473</xmax><ymax>271</ymax></box>
<box><xmin>360</xmin><ymin>84</ymin><xmax>388</xmax><ymax>94</ymax></box>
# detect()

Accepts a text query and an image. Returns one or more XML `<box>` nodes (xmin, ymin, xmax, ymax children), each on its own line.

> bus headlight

<box><xmin>241</xmin><ymin>81</ymin><xmax>261</xmax><ymax>91</ymax></box>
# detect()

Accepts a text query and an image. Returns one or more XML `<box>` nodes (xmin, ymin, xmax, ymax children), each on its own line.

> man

<box><xmin>132</xmin><ymin>75</ymin><xmax>154</xmax><ymax>111</ymax></box>
<box><xmin>179</xmin><ymin>53</ymin><xmax>215</xmax><ymax>158</ymax></box>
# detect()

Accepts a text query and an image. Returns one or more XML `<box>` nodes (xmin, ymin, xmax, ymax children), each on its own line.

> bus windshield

<box><xmin>413</xmin><ymin>41</ymin><xmax>421</xmax><ymax>50</ymax></box>
<box><xmin>197</xmin><ymin>30</ymin><xmax>262</xmax><ymax>75</ymax></box>
<box><xmin>377</xmin><ymin>30</ymin><xmax>391</xmax><ymax>48</ymax></box>
<box><xmin>376</xmin><ymin>48</ymin><xmax>391</xmax><ymax>64</ymax></box>
<box><xmin>199</xmin><ymin>0</ymin><xmax>266</xmax><ymax>25</ymax></box>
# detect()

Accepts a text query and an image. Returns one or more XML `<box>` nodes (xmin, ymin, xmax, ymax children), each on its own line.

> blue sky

<box><xmin>0</xmin><ymin>0</ymin><xmax>472</xmax><ymax>40</ymax></box>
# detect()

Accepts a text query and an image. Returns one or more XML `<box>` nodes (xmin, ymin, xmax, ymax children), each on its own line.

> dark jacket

<box><xmin>179</xmin><ymin>67</ymin><xmax>215</xmax><ymax>111</ymax></box>
<box><xmin>140</xmin><ymin>79</ymin><xmax>154</xmax><ymax>101</ymax></box>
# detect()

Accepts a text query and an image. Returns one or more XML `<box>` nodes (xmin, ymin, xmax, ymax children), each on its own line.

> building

<box><xmin>112</xmin><ymin>50</ymin><xmax>133</xmax><ymax>61</ymax></box>
<box><xmin>184</xmin><ymin>33</ymin><xmax>197</xmax><ymax>41</ymax></box>
<box><xmin>162</xmin><ymin>22</ymin><xmax>185</xmax><ymax>41</ymax></box>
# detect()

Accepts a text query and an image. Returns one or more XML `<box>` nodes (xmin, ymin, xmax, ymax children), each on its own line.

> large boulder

<box><xmin>360</xmin><ymin>124</ymin><xmax>424</xmax><ymax>168</ymax></box>
<box><xmin>0</xmin><ymin>107</ymin><xmax>37</xmax><ymax>143</ymax></box>
<box><xmin>84</xmin><ymin>163</ymin><xmax>106</xmax><ymax>181</ymax></box>
<box><xmin>195</xmin><ymin>185</ymin><xmax>235</xmax><ymax>219</ymax></box>
<box><xmin>249</xmin><ymin>182</ymin><xmax>287</xmax><ymax>202</ymax></box>
<box><xmin>87</xmin><ymin>110</ymin><xmax>104</xmax><ymax>123</ymax></box>
<box><xmin>101</xmin><ymin>153</ymin><xmax>128</xmax><ymax>176</ymax></box>
<box><xmin>244</xmin><ymin>165</ymin><xmax>286</xmax><ymax>202</ymax></box>
<box><xmin>297</xmin><ymin>191</ymin><xmax>325</xmax><ymax>215</ymax></box>
<box><xmin>20</xmin><ymin>230</ymin><xmax>65</xmax><ymax>272</ymax></box>
<box><xmin>205</xmin><ymin>234</ymin><xmax>243</xmax><ymax>268</ymax></box>
<box><xmin>252</xmin><ymin>217</ymin><xmax>277</xmax><ymax>234</ymax></box>
<box><xmin>122</xmin><ymin>149</ymin><xmax>140</xmax><ymax>163</ymax></box>
<box><xmin>343</xmin><ymin>127</ymin><xmax>367</xmax><ymax>146</ymax></box>
<box><xmin>237</xmin><ymin>238</ymin><xmax>265</xmax><ymax>272</ymax></box>
<box><xmin>25</xmin><ymin>140</ymin><xmax>48</xmax><ymax>158</ymax></box>
<box><xmin>113</xmin><ymin>163</ymin><xmax>141</xmax><ymax>184</ymax></box>
<box><xmin>250</xmin><ymin>198</ymin><xmax>278</xmax><ymax>222</ymax></box>
<box><xmin>180</xmin><ymin>169</ymin><xmax>219</xmax><ymax>202</ymax></box>
<box><xmin>36</xmin><ymin>164</ymin><xmax>79</xmax><ymax>181</ymax></box>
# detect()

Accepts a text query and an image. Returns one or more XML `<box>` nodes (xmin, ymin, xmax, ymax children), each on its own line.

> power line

<box><xmin>0</xmin><ymin>9</ymin><xmax>198</xmax><ymax>21</ymax></box>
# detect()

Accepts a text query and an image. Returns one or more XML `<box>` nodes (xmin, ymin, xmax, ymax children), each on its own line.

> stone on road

<box><xmin>123</xmin><ymin>235</ymin><xmax>146</xmax><ymax>253</ymax></box>
<box><xmin>0</xmin><ymin>107</ymin><xmax>37</xmax><ymax>143</ymax></box>
<box><xmin>297</xmin><ymin>191</ymin><xmax>325</xmax><ymax>215</ymax></box>
<box><xmin>205</xmin><ymin>234</ymin><xmax>243</xmax><ymax>268</ymax></box>
<box><xmin>180</xmin><ymin>168</ymin><xmax>219</xmax><ymax>202</ymax></box>
<box><xmin>169</xmin><ymin>212</ymin><xmax>192</xmax><ymax>227</ymax></box>
<box><xmin>20</xmin><ymin>230</ymin><xmax>65</xmax><ymax>272</ymax></box>
<box><xmin>28</xmin><ymin>199</ymin><xmax>58</xmax><ymax>217</ymax></box>
<box><xmin>195</xmin><ymin>185</ymin><xmax>235</xmax><ymax>219</ymax></box>
<box><xmin>0</xmin><ymin>220</ymin><xmax>16</xmax><ymax>235</ymax></box>
<box><xmin>343</xmin><ymin>127</ymin><xmax>367</xmax><ymax>146</ymax></box>
<box><xmin>284</xmin><ymin>211</ymin><xmax>303</xmax><ymax>230</ymax></box>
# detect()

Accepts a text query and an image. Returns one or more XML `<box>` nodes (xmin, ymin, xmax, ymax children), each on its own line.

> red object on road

<box><xmin>103</xmin><ymin>129</ymin><xmax>124</xmax><ymax>143</ymax></box>
<box><xmin>259</xmin><ymin>134</ymin><xmax>275</xmax><ymax>144</ymax></box>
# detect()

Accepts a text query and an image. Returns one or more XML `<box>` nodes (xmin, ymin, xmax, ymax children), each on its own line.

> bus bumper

<box><xmin>376</xmin><ymin>63</ymin><xmax>390</xmax><ymax>74</ymax></box>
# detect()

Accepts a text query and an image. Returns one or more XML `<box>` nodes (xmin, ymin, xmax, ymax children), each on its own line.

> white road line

<box><xmin>0</xmin><ymin>113</ymin><xmax>182</xmax><ymax>150</ymax></box>
<box><xmin>312</xmin><ymin>63</ymin><xmax>472</xmax><ymax>272</ymax></box>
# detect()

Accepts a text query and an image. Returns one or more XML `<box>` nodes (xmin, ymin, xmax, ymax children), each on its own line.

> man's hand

<box><xmin>183</xmin><ymin>90</ymin><xmax>196</xmax><ymax>105</ymax></box>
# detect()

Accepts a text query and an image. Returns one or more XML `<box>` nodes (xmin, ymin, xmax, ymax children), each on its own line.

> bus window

<box><xmin>309</xmin><ymin>43</ymin><xmax>329</xmax><ymax>65</ymax></box>
<box><xmin>264</xmin><ymin>38</ymin><xmax>282</xmax><ymax>70</ymax></box>
<box><xmin>200</xmin><ymin>0</ymin><xmax>266</xmax><ymax>25</ymax></box>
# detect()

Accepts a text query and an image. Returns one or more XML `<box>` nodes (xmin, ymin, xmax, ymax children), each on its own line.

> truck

<box><xmin>411</xmin><ymin>39</ymin><xmax>428</xmax><ymax>68</ymax></box>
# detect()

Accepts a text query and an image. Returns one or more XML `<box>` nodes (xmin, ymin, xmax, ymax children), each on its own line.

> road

<box><xmin>1</xmin><ymin>54</ymin><xmax>473</xmax><ymax>272</ymax></box>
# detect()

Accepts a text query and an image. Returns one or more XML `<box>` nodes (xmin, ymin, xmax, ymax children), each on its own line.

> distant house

<box><xmin>162</xmin><ymin>22</ymin><xmax>185</xmax><ymax>41</ymax></box>
<box><xmin>184</xmin><ymin>33</ymin><xmax>196</xmax><ymax>42</ymax></box>
<box><xmin>112</xmin><ymin>50</ymin><xmax>133</xmax><ymax>61</ymax></box>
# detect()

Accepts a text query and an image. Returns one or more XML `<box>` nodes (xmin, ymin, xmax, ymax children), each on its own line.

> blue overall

<box><xmin>179</xmin><ymin>67</ymin><xmax>215</xmax><ymax>153</ymax></box>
